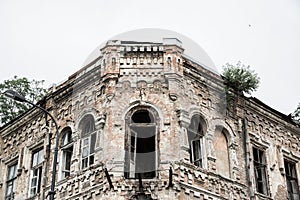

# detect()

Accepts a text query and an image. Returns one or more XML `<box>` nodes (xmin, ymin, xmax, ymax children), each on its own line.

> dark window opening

<box><xmin>285</xmin><ymin>159</ymin><xmax>300</xmax><ymax>200</ymax></box>
<box><xmin>132</xmin><ymin>110</ymin><xmax>153</xmax><ymax>123</ymax></box>
<box><xmin>191</xmin><ymin>139</ymin><xmax>202</xmax><ymax>167</ymax></box>
<box><xmin>253</xmin><ymin>147</ymin><xmax>269</xmax><ymax>195</ymax></box>
<box><xmin>100</xmin><ymin>86</ymin><xmax>106</xmax><ymax>95</ymax></box>
<box><xmin>125</xmin><ymin>109</ymin><xmax>157</xmax><ymax>179</ymax></box>
<box><xmin>112</xmin><ymin>57</ymin><xmax>116</xmax><ymax>65</ymax></box>
<box><xmin>167</xmin><ymin>57</ymin><xmax>171</xmax><ymax>63</ymax></box>
<box><xmin>134</xmin><ymin>126</ymin><xmax>156</xmax><ymax>178</ymax></box>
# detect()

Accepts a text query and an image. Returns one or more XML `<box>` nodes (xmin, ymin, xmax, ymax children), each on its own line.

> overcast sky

<box><xmin>0</xmin><ymin>0</ymin><xmax>299</xmax><ymax>115</ymax></box>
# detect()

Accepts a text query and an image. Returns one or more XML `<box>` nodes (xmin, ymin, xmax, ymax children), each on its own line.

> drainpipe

<box><xmin>242</xmin><ymin>118</ymin><xmax>254</xmax><ymax>199</ymax></box>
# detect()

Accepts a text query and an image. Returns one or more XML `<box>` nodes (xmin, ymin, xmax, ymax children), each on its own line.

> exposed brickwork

<box><xmin>0</xmin><ymin>38</ymin><xmax>299</xmax><ymax>200</ymax></box>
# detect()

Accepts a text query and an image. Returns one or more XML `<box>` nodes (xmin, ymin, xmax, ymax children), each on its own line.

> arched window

<box><xmin>112</xmin><ymin>57</ymin><xmax>116</xmax><ymax>65</ymax></box>
<box><xmin>79</xmin><ymin>115</ymin><xmax>96</xmax><ymax>169</ymax></box>
<box><xmin>62</xmin><ymin>127</ymin><xmax>72</xmax><ymax>146</ymax></box>
<box><xmin>214</xmin><ymin>127</ymin><xmax>230</xmax><ymax>177</ymax></box>
<box><xmin>187</xmin><ymin>114</ymin><xmax>206</xmax><ymax>167</ymax></box>
<box><xmin>125</xmin><ymin>108</ymin><xmax>159</xmax><ymax>179</ymax></box>
<box><xmin>80</xmin><ymin>115</ymin><xmax>95</xmax><ymax>135</ymax></box>
<box><xmin>60</xmin><ymin>127</ymin><xmax>73</xmax><ymax>179</ymax></box>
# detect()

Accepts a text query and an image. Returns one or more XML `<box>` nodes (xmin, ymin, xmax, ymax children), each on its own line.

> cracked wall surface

<box><xmin>0</xmin><ymin>38</ymin><xmax>299</xmax><ymax>200</ymax></box>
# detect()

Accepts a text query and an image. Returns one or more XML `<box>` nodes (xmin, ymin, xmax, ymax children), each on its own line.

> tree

<box><xmin>292</xmin><ymin>103</ymin><xmax>300</xmax><ymax>125</ymax></box>
<box><xmin>222</xmin><ymin>61</ymin><xmax>260</xmax><ymax>95</ymax></box>
<box><xmin>0</xmin><ymin>76</ymin><xmax>47</xmax><ymax>125</ymax></box>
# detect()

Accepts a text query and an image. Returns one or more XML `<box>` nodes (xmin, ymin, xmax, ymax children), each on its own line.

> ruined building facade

<box><xmin>0</xmin><ymin>37</ymin><xmax>299</xmax><ymax>200</ymax></box>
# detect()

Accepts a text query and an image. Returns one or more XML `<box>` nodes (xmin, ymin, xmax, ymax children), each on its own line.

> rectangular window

<box><xmin>253</xmin><ymin>147</ymin><xmax>269</xmax><ymax>195</ymax></box>
<box><xmin>285</xmin><ymin>159</ymin><xmax>300</xmax><ymax>200</ymax></box>
<box><xmin>61</xmin><ymin>129</ymin><xmax>73</xmax><ymax>179</ymax></box>
<box><xmin>62</xmin><ymin>146</ymin><xmax>73</xmax><ymax>179</ymax></box>
<box><xmin>30</xmin><ymin>149</ymin><xmax>43</xmax><ymax>197</ymax></box>
<box><xmin>128</xmin><ymin>125</ymin><xmax>156</xmax><ymax>179</ymax></box>
<box><xmin>129</xmin><ymin>129</ymin><xmax>137</xmax><ymax>178</ymax></box>
<box><xmin>5</xmin><ymin>163</ymin><xmax>17</xmax><ymax>200</ymax></box>
<box><xmin>81</xmin><ymin>132</ymin><xmax>96</xmax><ymax>169</ymax></box>
<box><xmin>130</xmin><ymin>130</ymin><xmax>137</xmax><ymax>163</ymax></box>
<box><xmin>191</xmin><ymin>139</ymin><xmax>202</xmax><ymax>167</ymax></box>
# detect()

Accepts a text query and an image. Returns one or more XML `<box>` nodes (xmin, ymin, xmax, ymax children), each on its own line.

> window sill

<box><xmin>61</xmin><ymin>143</ymin><xmax>73</xmax><ymax>150</ymax></box>
<box><xmin>255</xmin><ymin>192</ymin><xmax>272</xmax><ymax>200</ymax></box>
<box><xmin>95</xmin><ymin>147</ymin><xmax>103</xmax><ymax>152</ymax></box>
<box><xmin>57</xmin><ymin>177</ymin><xmax>69</xmax><ymax>185</ymax></box>
<box><xmin>82</xmin><ymin>162</ymin><xmax>103</xmax><ymax>171</ymax></box>
<box><xmin>124</xmin><ymin>177</ymin><xmax>161</xmax><ymax>184</ymax></box>
<box><xmin>26</xmin><ymin>194</ymin><xmax>39</xmax><ymax>200</ymax></box>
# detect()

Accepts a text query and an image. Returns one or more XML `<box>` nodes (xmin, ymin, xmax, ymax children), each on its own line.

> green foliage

<box><xmin>0</xmin><ymin>76</ymin><xmax>47</xmax><ymax>125</ymax></box>
<box><xmin>292</xmin><ymin>103</ymin><xmax>300</xmax><ymax>125</ymax></box>
<box><xmin>222</xmin><ymin>61</ymin><xmax>260</xmax><ymax>95</ymax></box>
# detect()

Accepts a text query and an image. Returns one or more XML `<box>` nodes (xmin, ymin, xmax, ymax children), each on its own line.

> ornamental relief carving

<box><xmin>175</xmin><ymin>163</ymin><xmax>248</xmax><ymax>199</ymax></box>
<box><xmin>246</xmin><ymin>112</ymin><xmax>300</xmax><ymax>154</ymax></box>
<box><xmin>117</xmin><ymin>80</ymin><xmax>168</xmax><ymax>97</ymax></box>
<box><xmin>2</xmin><ymin>117</ymin><xmax>48</xmax><ymax>154</ymax></box>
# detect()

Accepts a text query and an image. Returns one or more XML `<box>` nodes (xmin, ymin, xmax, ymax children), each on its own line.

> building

<box><xmin>0</xmin><ymin>32</ymin><xmax>299</xmax><ymax>200</ymax></box>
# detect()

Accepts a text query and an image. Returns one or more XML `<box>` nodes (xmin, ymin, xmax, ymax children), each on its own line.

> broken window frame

<box><xmin>191</xmin><ymin>139</ymin><xmax>202</xmax><ymax>167</ymax></box>
<box><xmin>284</xmin><ymin>159</ymin><xmax>300</xmax><ymax>200</ymax></box>
<box><xmin>5</xmin><ymin>163</ymin><xmax>18</xmax><ymax>200</ymax></box>
<box><xmin>61</xmin><ymin>128</ymin><xmax>73</xmax><ymax>179</ymax></box>
<box><xmin>252</xmin><ymin>147</ymin><xmax>269</xmax><ymax>196</ymax></box>
<box><xmin>29</xmin><ymin>148</ymin><xmax>43</xmax><ymax>197</ymax></box>
<box><xmin>129</xmin><ymin>129</ymin><xmax>138</xmax><ymax>178</ymax></box>
<box><xmin>188</xmin><ymin>114</ymin><xmax>205</xmax><ymax>168</ymax></box>
<box><xmin>124</xmin><ymin>108</ymin><xmax>158</xmax><ymax>179</ymax></box>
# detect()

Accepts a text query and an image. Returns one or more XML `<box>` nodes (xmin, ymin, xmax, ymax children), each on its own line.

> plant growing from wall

<box><xmin>292</xmin><ymin>103</ymin><xmax>300</xmax><ymax>125</ymax></box>
<box><xmin>222</xmin><ymin>61</ymin><xmax>260</xmax><ymax>95</ymax></box>
<box><xmin>222</xmin><ymin>62</ymin><xmax>260</xmax><ymax>111</ymax></box>
<box><xmin>0</xmin><ymin>76</ymin><xmax>47</xmax><ymax>125</ymax></box>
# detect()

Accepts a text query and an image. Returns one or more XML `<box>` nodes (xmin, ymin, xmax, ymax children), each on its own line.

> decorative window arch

<box><xmin>79</xmin><ymin>114</ymin><xmax>97</xmax><ymax>169</ymax></box>
<box><xmin>60</xmin><ymin>127</ymin><xmax>73</xmax><ymax>179</ymax></box>
<box><xmin>61</xmin><ymin>127</ymin><xmax>72</xmax><ymax>146</ymax></box>
<box><xmin>187</xmin><ymin>114</ymin><xmax>206</xmax><ymax>167</ymax></box>
<box><xmin>214</xmin><ymin>127</ymin><xmax>230</xmax><ymax>177</ymax></box>
<box><xmin>124</xmin><ymin>107</ymin><xmax>160</xmax><ymax>179</ymax></box>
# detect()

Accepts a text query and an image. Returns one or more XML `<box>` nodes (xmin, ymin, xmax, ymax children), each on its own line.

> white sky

<box><xmin>0</xmin><ymin>0</ymin><xmax>299</xmax><ymax>115</ymax></box>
